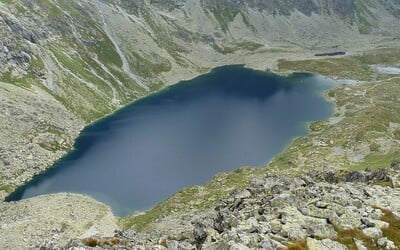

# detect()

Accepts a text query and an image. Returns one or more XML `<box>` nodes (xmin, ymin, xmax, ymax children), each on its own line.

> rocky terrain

<box><xmin>0</xmin><ymin>80</ymin><xmax>83</xmax><ymax>200</ymax></box>
<box><xmin>0</xmin><ymin>194</ymin><xmax>118</xmax><ymax>249</ymax></box>
<box><xmin>34</xmin><ymin>164</ymin><xmax>400</xmax><ymax>249</ymax></box>
<box><xmin>1</xmin><ymin>0</ymin><xmax>400</xmax><ymax>249</ymax></box>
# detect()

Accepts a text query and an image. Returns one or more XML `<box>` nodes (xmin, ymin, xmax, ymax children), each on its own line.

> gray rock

<box><xmin>233</xmin><ymin>189</ymin><xmax>252</xmax><ymax>199</ymax></box>
<box><xmin>362</xmin><ymin>227</ymin><xmax>382</xmax><ymax>239</ymax></box>
<box><xmin>306</xmin><ymin>238</ymin><xmax>348</xmax><ymax>250</ymax></box>
<box><xmin>229</xmin><ymin>243</ymin><xmax>250</xmax><ymax>250</ymax></box>
<box><xmin>361</xmin><ymin>217</ymin><xmax>375</xmax><ymax>227</ymax></box>
<box><xmin>193</xmin><ymin>222</ymin><xmax>207</xmax><ymax>249</ymax></box>
<box><xmin>315</xmin><ymin>202</ymin><xmax>329</xmax><ymax>209</ymax></box>
<box><xmin>346</xmin><ymin>171</ymin><xmax>367</xmax><ymax>183</ymax></box>
<box><xmin>178</xmin><ymin>241</ymin><xmax>195</xmax><ymax>250</ymax></box>
<box><xmin>203</xmin><ymin>241</ymin><xmax>230</xmax><ymax>250</ymax></box>
<box><xmin>354</xmin><ymin>238</ymin><xmax>367</xmax><ymax>250</ymax></box>
<box><xmin>377</xmin><ymin>237</ymin><xmax>396</xmax><ymax>250</ymax></box>
<box><xmin>167</xmin><ymin>240</ymin><xmax>180</xmax><ymax>250</ymax></box>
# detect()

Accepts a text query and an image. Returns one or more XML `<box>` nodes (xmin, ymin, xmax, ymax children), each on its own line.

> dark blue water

<box><xmin>7</xmin><ymin>65</ymin><xmax>336</xmax><ymax>215</ymax></box>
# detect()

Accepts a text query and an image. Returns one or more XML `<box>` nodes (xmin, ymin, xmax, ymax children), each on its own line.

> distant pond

<box><xmin>7</xmin><ymin>65</ymin><xmax>336</xmax><ymax>216</ymax></box>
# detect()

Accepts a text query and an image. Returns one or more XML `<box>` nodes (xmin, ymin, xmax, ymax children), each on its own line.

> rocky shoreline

<box><xmin>36</xmin><ymin>164</ymin><xmax>400</xmax><ymax>250</ymax></box>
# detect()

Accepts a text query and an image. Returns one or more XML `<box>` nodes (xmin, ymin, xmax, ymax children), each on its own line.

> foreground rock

<box><xmin>0</xmin><ymin>193</ymin><xmax>118</xmax><ymax>249</ymax></box>
<box><xmin>33</xmin><ymin>166</ymin><xmax>400</xmax><ymax>250</ymax></box>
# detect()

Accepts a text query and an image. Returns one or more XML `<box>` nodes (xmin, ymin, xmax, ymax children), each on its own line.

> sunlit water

<box><xmin>7</xmin><ymin>65</ymin><xmax>336</xmax><ymax>216</ymax></box>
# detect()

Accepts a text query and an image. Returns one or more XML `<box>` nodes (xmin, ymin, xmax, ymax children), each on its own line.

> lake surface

<box><xmin>7</xmin><ymin>65</ymin><xmax>335</xmax><ymax>216</ymax></box>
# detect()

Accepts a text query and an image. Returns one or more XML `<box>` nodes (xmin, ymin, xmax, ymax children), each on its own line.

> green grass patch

<box><xmin>92</xmin><ymin>33</ymin><xmax>123</xmax><ymax>68</ymax></box>
<box><xmin>212</xmin><ymin>8</ymin><xmax>238</xmax><ymax>32</ymax></box>
<box><xmin>0</xmin><ymin>183</ymin><xmax>14</xmax><ymax>193</ymax></box>
<box><xmin>380</xmin><ymin>207</ymin><xmax>400</xmax><ymax>246</ymax></box>
<box><xmin>349</xmin><ymin>153</ymin><xmax>396</xmax><ymax>171</ymax></box>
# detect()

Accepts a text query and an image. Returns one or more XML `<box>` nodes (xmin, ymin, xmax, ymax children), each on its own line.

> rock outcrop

<box><xmin>34</xmin><ymin>165</ymin><xmax>400</xmax><ymax>250</ymax></box>
<box><xmin>0</xmin><ymin>193</ymin><xmax>118</xmax><ymax>249</ymax></box>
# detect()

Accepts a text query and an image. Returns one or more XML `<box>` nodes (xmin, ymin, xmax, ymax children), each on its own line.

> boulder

<box><xmin>354</xmin><ymin>238</ymin><xmax>367</xmax><ymax>250</ymax></box>
<box><xmin>193</xmin><ymin>222</ymin><xmax>207</xmax><ymax>249</ymax></box>
<box><xmin>345</xmin><ymin>171</ymin><xmax>366</xmax><ymax>183</ymax></box>
<box><xmin>233</xmin><ymin>189</ymin><xmax>252</xmax><ymax>199</ymax></box>
<box><xmin>377</xmin><ymin>237</ymin><xmax>396</xmax><ymax>250</ymax></box>
<box><xmin>229</xmin><ymin>243</ymin><xmax>250</xmax><ymax>250</ymax></box>
<box><xmin>362</xmin><ymin>227</ymin><xmax>382</xmax><ymax>239</ymax></box>
<box><xmin>306</xmin><ymin>238</ymin><xmax>348</xmax><ymax>250</ymax></box>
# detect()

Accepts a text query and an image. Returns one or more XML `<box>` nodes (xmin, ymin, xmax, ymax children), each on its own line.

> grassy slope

<box><xmin>273</xmin><ymin>48</ymin><xmax>400</xmax><ymax>174</ymax></box>
<box><xmin>0</xmin><ymin>0</ymin><xmax>164</xmax><ymax>123</ymax></box>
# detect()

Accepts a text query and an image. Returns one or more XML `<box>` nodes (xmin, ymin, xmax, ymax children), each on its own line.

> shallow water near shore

<box><xmin>7</xmin><ymin>65</ymin><xmax>336</xmax><ymax>216</ymax></box>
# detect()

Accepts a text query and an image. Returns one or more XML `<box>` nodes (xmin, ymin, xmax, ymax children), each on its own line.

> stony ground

<box><xmin>0</xmin><ymin>82</ymin><xmax>83</xmax><ymax>199</ymax></box>
<box><xmin>37</xmin><ymin>165</ymin><xmax>400</xmax><ymax>249</ymax></box>
<box><xmin>0</xmin><ymin>193</ymin><xmax>118</xmax><ymax>249</ymax></box>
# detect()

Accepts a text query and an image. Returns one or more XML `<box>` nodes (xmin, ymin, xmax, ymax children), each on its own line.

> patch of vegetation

<box><xmin>34</xmin><ymin>0</ymin><xmax>64</xmax><ymax>19</ymax></box>
<box><xmin>236</xmin><ymin>41</ymin><xmax>264</xmax><ymax>51</ymax></box>
<box><xmin>380</xmin><ymin>207</ymin><xmax>400</xmax><ymax>246</ymax></box>
<box><xmin>92</xmin><ymin>32</ymin><xmax>123</xmax><ymax>68</ymax></box>
<box><xmin>0</xmin><ymin>0</ymin><xmax>13</xmax><ymax>4</ymax></box>
<box><xmin>369</xmin><ymin>142</ymin><xmax>380</xmax><ymax>152</ymax></box>
<box><xmin>354</xmin><ymin>0</ymin><xmax>378</xmax><ymax>34</ymax></box>
<box><xmin>240</xmin><ymin>12</ymin><xmax>256</xmax><ymax>32</ymax></box>
<box><xmin>38</xmin><ymin>142</ymin><xmax>66</xmax><ymax>152</ymax></box>
<box><xmin>286</xmin><ymin>239</ymin><xmax>307</xmax><ymax>250</ymax></box>
<box><xmin>142</xmin><ymin>10</ymin><xmax>188</xmax><ymax>65</ymax></box>
<box><xmin>271</xmin><ymin>48</ymin><xmax>400</xmax><ymax>175</ymax></box>
<box><xmin>212</xmin><ymin>8</ymin><xmax>239</xmax><ymax>32</ymax></box>
<box><xmin>0</xmin><ymin>183</ymin><xmax>14</xmax><ymax>193</ymax></box>
<box><xmin>212</xmin><ymin>41</ymin><xmax>264</xmax><ymax>55</ymax></box>
<box><xmin>49</xmin><ymin>46</ymin><xmax>114</xmax><ymax>98</ymax></box>
<box><xmin>128</xmin><ymin>51</ymin><xmax>172</xmax><ymax>79</ymax></box>
<box><xmin>278</xmin><ymin>56</ymin><xmax>372</xmax><ymax>81</ymax></box>
<box><xmin>334</xmin><ymin>226</ymin><xmax>378</xmax><ymax>250</ymax></box>
<box><xmin>350</xmin><ymin>153</ymin><xmax>398</xmax><ymax>171</ymax></box>
<box><xmin>212</xmin><ymin>43</ymin><xmax>236</xmax><ymax>54</ymax></box>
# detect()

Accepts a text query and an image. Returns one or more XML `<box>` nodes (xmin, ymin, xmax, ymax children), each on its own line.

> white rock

<box><xmin>306</xmin><ymin>238</ymin><xmax>348</xmax><ymax>250</ymax></box>
<box><xmin>354</xmin><ymin>238</ymin><xmax>367</xmax><ymax>250</ymax></box>
<box><xmin>377</xmin><ymin>237</ymin><xmax>396</xmax><ymax>250</ymax></box>
<box><xmin>362</xmin><ymin>227</ymin><xmax>382</xmax><ymax>239</ymax></box>
<box><xmin>229</xmin><ymin>243</ymin><xmax>250</xmax><ymax>250</ymax></box>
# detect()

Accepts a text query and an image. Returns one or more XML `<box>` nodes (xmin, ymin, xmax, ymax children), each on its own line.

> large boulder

<box><xmin>306</xmin><ymin>238</ymin><xmax>348</xmax><ymax>250</ymax></box>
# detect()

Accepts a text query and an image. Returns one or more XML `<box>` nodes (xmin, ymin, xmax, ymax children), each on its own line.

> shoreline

<box><xmin>4</xmin><ymin>62</ymin><xmax>341</xmax><ymax>218</ymax></box>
